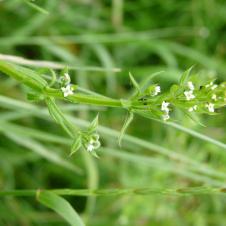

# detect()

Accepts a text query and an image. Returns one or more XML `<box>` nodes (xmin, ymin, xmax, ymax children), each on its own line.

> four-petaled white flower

<box><xmin>212</xmin><ymin>94</ymin><xmax>217</xmax><ymax>101</ymax></box>
<box><xmin>184</xmin><ymin>90</ymin><xmax>195</xmax><ymax>101</ymax></box>
<box><xmin>153</xmin><ymin>85</ymin><xmax>161</xmax><ymax>96</ymax></box>
<box><xmin>161</xmin><ymin>101</ymin><xmax>170</xmax><ymax>113</ymax></box>
<box><xmin>188</xmin><ymin>105</ymin><xmax>197</xmax><ymax>112</ymax></box>
<box><xmin>188</xmin><ymin>81</ymin><xmax>194</xmax><ymax>91</ymax></box>
<box><xmin>211</xmin><ymin>84</ymin><xmax>218</xmax><ymax>90</ymax></box>
<box><xmin>206</xmin><ymin>103</ymin><xmax>215</xmax><ymax>112</ymax></box>
<box><xmin>61</xmin><ymin>84</ymin><xmax>74</xmax><ymax>97</ymax></box>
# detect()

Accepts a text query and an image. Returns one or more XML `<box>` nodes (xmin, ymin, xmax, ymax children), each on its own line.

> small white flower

<box><xmin>188</xmin><ymin>81</ymin><xmax>195</xmax><ymax>91</ymax></box>
<box><xmin>211</xmin><ymin>84</ymin><xmax>218</xmax><ymax>90</ymax></box>
<box><xmin>205</xmin><ymin>82</ymin><xmax>213</xmax><ymax>88</ymax></box>
<box><xmin>153</xmin><ymin>85</ymin><xmax>161</xmax><ymax>96</ymax></box>
<box><xmin>162</xmin><ymin>113</ymin><xmax>170</xmax><ymax>121</ymax></box>
<box><xmin>212</xmin><ymin>94</ymin><xmax>217</xmax><ymax>101</ymax></box>
<box><xmin>161</xmin><ymin>101</ymin><xmax>170</xmax><ymax>113</ymax></box>
<box><xmin>87</xmin><ymin>143</ymin><xmax>95</xmax><ymax>152</ymax></box>
<box><xmin>188</xmin><ymin>105</ymin><xmax>197</xmax><ymax>112</ymax></box>
<box><xmin>206</xmin><ymin>103</ymin><xmax>215</xmax><ymax>112</ymax></box>
<box><xmin>184</xmin><ymin>90</ymin><xmax>195</xmax><ymax>101</ymax></box>
<box><xmin>86</xmin><ymin>136</ymin><xmax>101</xmax><ymax>152</ymax></box>
<box><xmin>61</xmin><ymin>84</ymin><xmax>74</xmax><ymax>97</ymax></box>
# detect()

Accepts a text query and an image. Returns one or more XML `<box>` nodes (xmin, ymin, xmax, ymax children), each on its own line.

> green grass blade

<box><xmin>37</xmin><ymin>191</ymin><xmax>85</xmax><ymax>226</ymax></box>
<box><xmin>4</xmin><ymin>133</ymin><xmax>82</xmax><ymax>174</ymax></box>
<box><xmin>24</xmin><ymin>0</ymin><xmax>49</xmax><ymax>14</ymax></box>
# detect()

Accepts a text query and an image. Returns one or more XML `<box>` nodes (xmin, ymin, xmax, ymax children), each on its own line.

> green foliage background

<box><xmin>0</xmin><ymin>0</ymin><xmax>226</xmax><ymax>225</ymax></box>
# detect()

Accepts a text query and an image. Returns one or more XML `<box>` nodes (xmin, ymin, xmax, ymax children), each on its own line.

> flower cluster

<box><xmin>133</xmin><ymin>69</ymin><xmax>226</xmax><ymax>124</ymax></box>
<box><xmin>61</xmin><ymin>73</ymin><xmax>74</xmax><ymax>97</ymax></box>
<box><xmin>161</xmin><ymin>101</ymin><xmax>170</xmax><ymax>121</ymax></box>
<box><xmin>204</xmin><ymin>81</ymin><xmax>219</xmax><ymax>113</ymax></box>
<box><xmin>184</xmin><ymin>81</ymin><xmax>195</xmax><ymax>101</ymax></box>
<box><xmin>182</xmin><ymin>80</ymin><xmax>222</xmax><ymax>113</ymax></box>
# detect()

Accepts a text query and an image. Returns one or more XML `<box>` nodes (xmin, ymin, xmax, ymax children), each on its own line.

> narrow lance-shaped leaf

<box><xmin>60</xmin><ymin>66</ymin><xmax>69</xmax><ymax>77</ymax></box>
<box><xmin>87</xmin><ymin>114</ymin><xmax>99</xmax><ymax>134</ymax></box>
<box><xmin>119</xmin><ymin>111</ymin><xmax>134</xmax><ymax>146</ymax></box>
<box><xmin>140</xmin><ymin>71</ymin><xmax>164</xmax><ymax>93</ymax></box>
<box><xmin>0</xmin><ymin>60</ymin><xmax>47</xmax><ymax>91</ymax></box>
<box><xmin>179</xmin><ymin>66</ymin><xmax>194</xmax><ymax>85</ymax></box>
<box><xmin>180</xmin><ymin>109</ymin><xmax>206</xmax><ymax>127</ymax></box>
<box><xmin>70</xmin><ymin>136</ymin><xmax>82</xmax><ymax>156</ymax></box>
<box><xmin>45</xmin><ymin>97</ymin><xmax>78</xmax><ymax>138</ymax></box>
<box><xmin>129</xmin><ymin>72</ymin><xmax>141</xmax><ymax>98</ymax></box>
<box><xmin>49</xmin><ymin>69</ymin><xmax>57</xmax><ymax>87</ymax></box>
<box><xmin>24</xmin><ymin>0</ymin><xmax>49</xmax><ymax>14</ymax></box>
<box><xmin>37</xmin><ymin>191</ymin><xmax>85</xmax><ymax>226</ymax></box>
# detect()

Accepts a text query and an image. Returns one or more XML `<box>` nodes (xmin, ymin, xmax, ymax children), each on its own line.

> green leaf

<box><xmin>170</xmin><ymin>84</ymin><xmax>180</xmax><ymax>97</ymax></box>
<box><xmin>91</xmin><ymin>151</ymin><xmax>100</xmax><ymax>158</ymax></box>
<box><xmin>70</xmin><ymin>136</ymin><xmax>82</xmax><ymax>156</ymax></box>
<box><xmin>49</xmin><ymin>69</ymin><xmax>57</xmax><ymax>87</ymax></box>
<box><xmin>27</xmin><ymin>92</ymin><xmax>44</xmax><ymax>102</ymax></box>
<box><xmin>0</xmin><ymin>61</ymin><xmax>47</xmax><ymax>91</ymax></box>
<box><xmin>119</xmin><ymin>111</ymin><xmax>134</xmax><ymax>146</ymax></box>
<box><xmin>181</xmin><ymin>109</ymin><xmax>206</xmax><ymax>127</ymax></box>
<box><xmin>37</xmin><ymin>191</ymin><xmax>85</xmax><ymax>226</ymax></box>
<box><xmin>129</xmin><ymin>72</ymin><xmax>141</xmax><ymax>97</ymax></box>
<box><xmin>60</xmin><ymin>66</ymin><xmax>69</xmax><ymax>77</ymax></box>
<box><xmin>140</xmin><ymin>71</ymin><xmax>164</xmax><ymax>92</ymax></box>
<box><xmin>24</xmin><ymin>0</ymin><xmax>49</xmax><ymax>14</ymax></box>
<box><xmin>88</xmin><ymin>114</ymin><xmax>99</xmax><ymax>134</ymax></box>
<box><xmin>179</xmin><ymin>66</ymin><xmax>194</xmax><ymax>85</ymax></box>
<box><xmin>45</xmin><ymin>97</ymin><xmax>77</xmax><ymax>138</ymax></box>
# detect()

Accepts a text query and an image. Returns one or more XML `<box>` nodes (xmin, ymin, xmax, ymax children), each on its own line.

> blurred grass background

<box><xmin>0</xmin><ymin>0</ymin><xmax>226</xmax><ymax>225</ymax></box>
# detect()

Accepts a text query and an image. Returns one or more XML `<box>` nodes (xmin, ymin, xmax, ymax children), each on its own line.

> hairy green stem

<box><xmin>45</xmin><ymin>87</ymin><xmax>123</xmax><ymax>107</ymax></box>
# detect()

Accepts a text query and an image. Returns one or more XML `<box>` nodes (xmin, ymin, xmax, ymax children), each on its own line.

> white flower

<box><xmin>206</xmin><ymin>82</ymin><xmax>218</xmax><ymax>90</ymax></box>
<box><xmin>205</xmin><ymin>82</ymin><xmax>213</xmax><ymax>88</ymax></box>
<box><xmin>86</xmin><ymin>136</ymin><xmax>101</xmax><ymax>152</ymax></box>
<box><xmin>188</xmin><ymin>81</ymin><xmax>194</xmax><ymax>90</ymax></box>
<box><xmin>153</xmin><ymin>85</ymin><xmax>161</xmax><ymax>96</ymax></box>
<box><xmin>87</xmin><ymin>142</ymin><xmax>95</xmax><ymax>152</ymax></box>
<box><xmin>162</xmin><ymin>113</ymin><xmax>170</xmax><ymax>121</ymax></box>
<box><xmin>184</xmin><ymin>90</ymin><xmax>195</xmax><ymax>101</ymax></box>
<box><xmin>212</xmin><ymin>94</ymin><xmax>217</xmax><ymax>101</ymax></box>
<box><xmin>161</xmin><ymin>101</ymin><xmax>170</xmax><ymax>113</ymax></box>
<box><xmin>206</xmin><ymin>103</ymin><xmax>214</xmax><ymax>112</ymax></box>
<box><xmin>211</xmin><ymin>84</ymin><xmax>218</xmax><ymax>90</ymax></box>
<box><xmin>188</xmin><ymin>105</ymin><xmax>197</xmax><ymax>112</ymax></box>
<box><xmin>61</xmin><ymin>84</ymin><xmax>74</xmax><ymax>97</ymax></box>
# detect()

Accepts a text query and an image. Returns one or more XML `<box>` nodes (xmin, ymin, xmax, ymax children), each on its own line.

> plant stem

<box><xmin>0</xmin><ymin>187</ymin><xmax>226</xmax><ymax>197</ymax></box>
<box><xmin>45</xmin><ymin>87</ymin><xmax>123</xmax><ymax>107</ymax></box>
